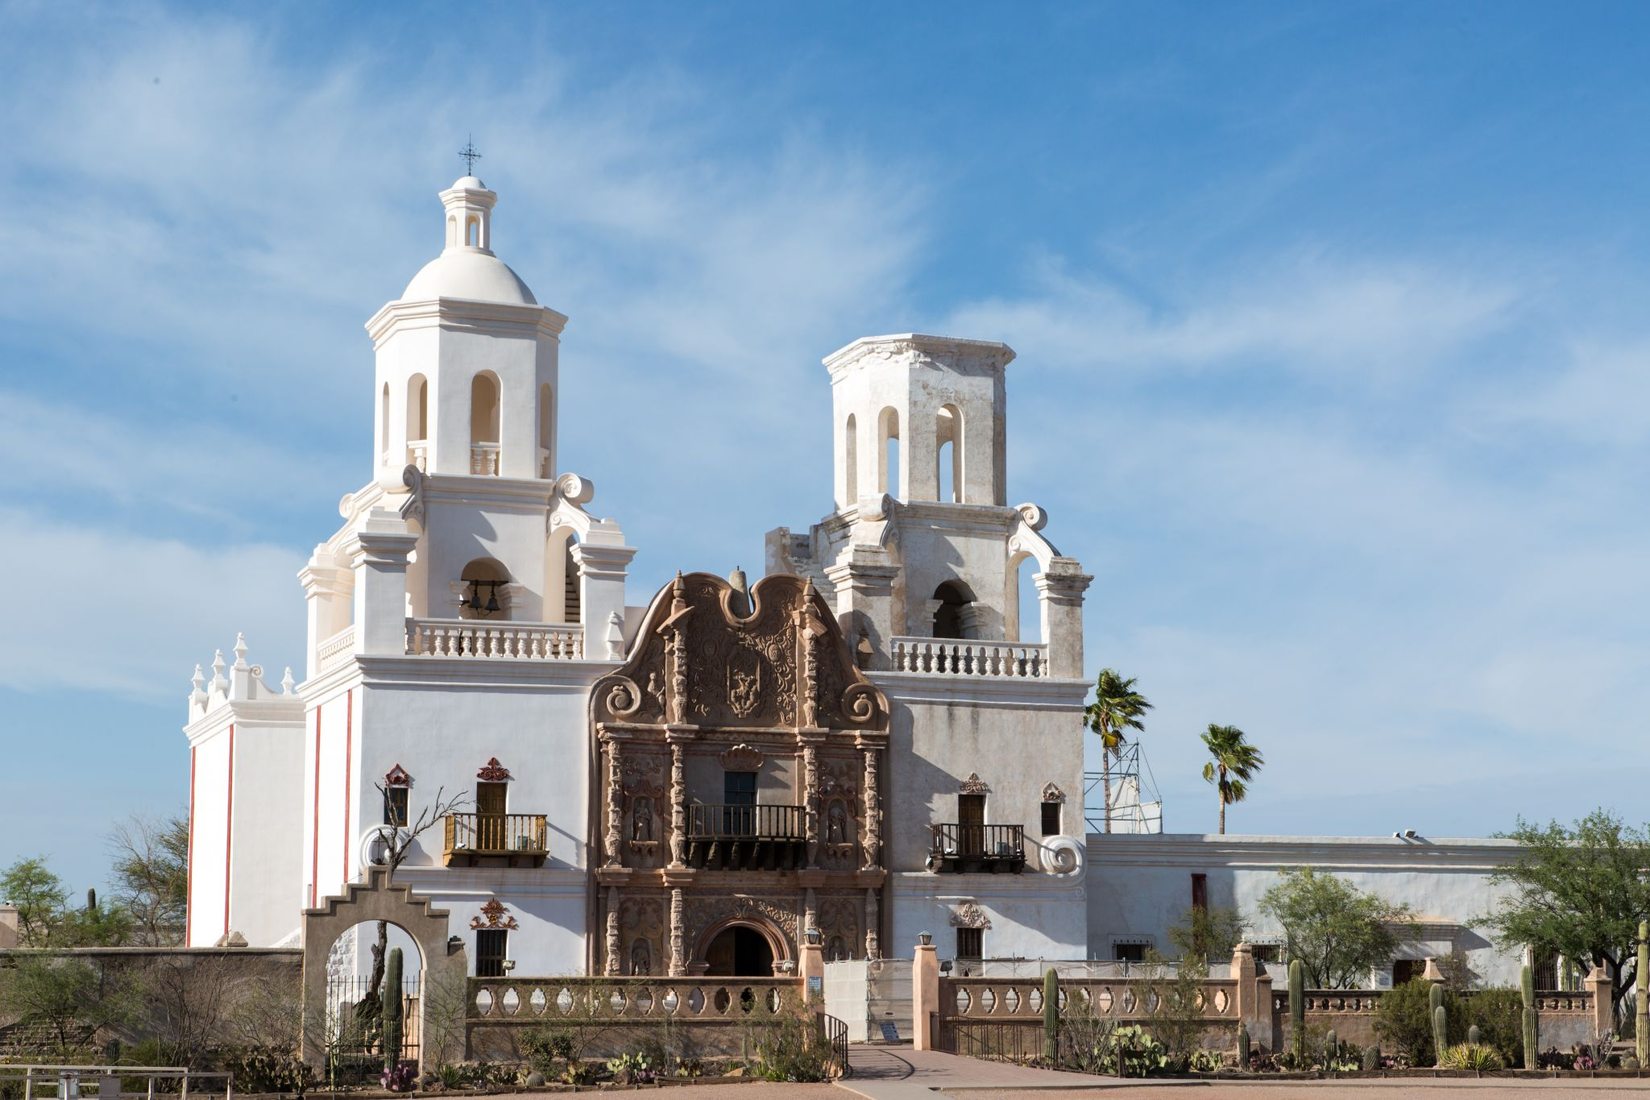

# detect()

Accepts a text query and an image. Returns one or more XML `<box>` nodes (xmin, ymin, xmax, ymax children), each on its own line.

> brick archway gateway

<box><xmin>301</xmin><ymin>866</ymin><xmax>468</xmax><ymax>1066</ymax></box>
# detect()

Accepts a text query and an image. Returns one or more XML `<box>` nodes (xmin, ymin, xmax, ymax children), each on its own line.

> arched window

<box><xmin>470</xmin><ymin>372</ymin><xmax>500</xmax><ymax>475</ymax></box>
<box><xmin>843</xmin><ymin>414</ymin><xmax>858</xmax><ymax>504</ymax></box>
<box><xmin>459</xmin><ymin>559</ymin><xmax>510</xmax><ymax>620</ymax></box>
<box><xmin>1011</xmin><ymin>554</ymin><xmax>1039</xmax><ymax>643</ymax></box>
<box><xmin>379</xmin><ymin>384</ymin><xmax>390</xmax><ymax>464</ymax></box>
<box><xmin>932</xmin><ymin>580</ymin><xmax>975</xmax><ymax>640</ymax></box>
<box><xmin>538</xmin><ymin>384</ymin><xmax>553</xmax><ymax>478</ymax></box>
<box><xmin>465</xmin><ymin>215</ymin><xmax>480</xmax><ymax>247</ymax></box>
<box><xmin>446</xmin><ymin>215</ymin><xmax>457</xmax><ymax>249</ymax></box>
<box><xmin>878</xmin><ymin>407</ymin><xmax>900</xmax><ymax>496</ymax></box>
<box><xmin>406</xmin><ymin>374</ymin><xmax>429</xmax><ymax>471</ymax></box>
<box><xmin>937</xmin><ymin>404</ymin><xmax>963</xmax><ymax>503</ymax></box>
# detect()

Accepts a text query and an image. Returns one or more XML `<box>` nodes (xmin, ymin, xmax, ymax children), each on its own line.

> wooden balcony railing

<box><xmin>444</xmin><ymin>813</ymin><xmax>549</xmax><ymax>867</ymax></box>
<box><xmin>928</xmin><ymin>823</ymin><xmax>1025</xmax><ymax>873</ymax></box>
<box><xmin>685</xmin><ymin>804</ymin><xmax>806</xmax><ymax>871</ymax></box>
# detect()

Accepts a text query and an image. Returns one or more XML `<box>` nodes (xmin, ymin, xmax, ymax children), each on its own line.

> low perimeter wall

<box><xmin>464</xmin><ymin>976</ymin><xmax>807</xmax><ymax>1061</ymax></box>
<box><xmin>920</xmin><ymin>944</ymin><xmax>1613</xmax><ymax>1060</ymax></box>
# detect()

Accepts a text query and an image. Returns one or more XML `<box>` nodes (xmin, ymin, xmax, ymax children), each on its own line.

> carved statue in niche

<box><xmin>826</xmin><ymin>935</ymin><xmax>850</xmax><ymax>962</ymax></box>
<box><xmin>631</xmin><ymin>795</ymin><xmax>654</xmax><ymax>842</ymax></box>
<box><xmin>631</xmin><ymin>938</ymin><xmax>652</xmax><ymax>976</ymax></box>
<box><xmin>825</xmin><ymin>799</ymin><xmax>851</xmax><ymax>845</ymax></box>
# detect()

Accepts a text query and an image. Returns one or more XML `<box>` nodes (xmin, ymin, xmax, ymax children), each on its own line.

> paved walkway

<box><xmin>832</xmin><ymin>1047</ymin><xmax>1650</xmax><ymax>1098</ymax></box>
<box><xmin>836</xmin><ymin>1046</ymin><xmax>1107</xmax><ymax>1099</ymax></box>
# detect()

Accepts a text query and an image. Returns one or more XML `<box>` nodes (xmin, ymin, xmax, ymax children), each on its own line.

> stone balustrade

<box><xmin>890</xmin><ymin>637</ymin><xmax>1048</xmax><ymax>678</ymax></box>
<box><xmin>470</xmin><ymin>442</ymin><xmax>500</xmax><ymax>475</ymax></box>
<box><xmin>315</xmin><ymin>625</ymin><xmax>355</xmax><ymax>672</ymax></box>
<box><xmin>404</xmin><ymin>618</ymin><xmax>584</xmax><ymax>659</ymax></box>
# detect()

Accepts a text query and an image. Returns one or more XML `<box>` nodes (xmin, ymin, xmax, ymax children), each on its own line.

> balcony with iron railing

<box><xmin>685</xmin><ymin>803</ymin><xmax>806</xmax><ymax>871</ymax></box>
<box><xmin>444</xmin><ymin>813</ymin><xmax>549</xmax><ymax>867</ymax></box>
<box><xmin>927</xmin><ymin>823</ymin><xmax>1025</xmax><ymax>873</ymax></box>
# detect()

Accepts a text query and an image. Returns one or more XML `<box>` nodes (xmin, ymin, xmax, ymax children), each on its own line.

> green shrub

<box><xmin>1463</xmin><ymin>987</ymin><xmax>1524</xmax><ymax>1067</ymax></box>
<box><xmin>1375</xmin><ymin>981</ymin><xmax>1462</xmax><ymax>1065</ymax></box>
<box><xmin>750</xmin><ymin>1007</ymin><xmax>836</xmax><ymax>1082</ymax></box>
<box><xmin>1440</xmin><ymin>1042</ymin><xmax>1503</xmax><ymax>1071</ymax></box>
<box><xmin>221</xmin><ymin>1045</ymin><xmax>314</xmax><ymax>1096</ymax></box>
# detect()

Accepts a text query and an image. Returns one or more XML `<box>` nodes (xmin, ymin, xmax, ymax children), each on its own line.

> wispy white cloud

<box><xmin>0</xmin><ymin>507</ymin><xmax>303</xmax><ymax>700</ymax></box>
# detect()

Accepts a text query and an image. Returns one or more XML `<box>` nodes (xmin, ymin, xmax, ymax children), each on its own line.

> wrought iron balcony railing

<box><xmin>444</xmin><ymin>812</ymin><xmax>549</xmax><ymax>867</ymax></box>
<box><xmin>684</xmin><ymin>803</ymin><xmax>806</xmax><ymax>871</ymax></box>
<box><xmin>928</xmin><ymin>823</ymin><xmax>1025</xmax><ymax>873</ymax></box>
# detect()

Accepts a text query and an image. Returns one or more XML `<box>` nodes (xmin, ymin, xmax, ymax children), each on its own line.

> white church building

<box><xmin>183</xmin><ymin>169</ymin><xmax>1533</xmax><ymax>990</ymax></box>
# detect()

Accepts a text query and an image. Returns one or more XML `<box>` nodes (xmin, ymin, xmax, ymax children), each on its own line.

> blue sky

<box><xmin>4</xmin><ymin>1</ymin><xmax>1650</xmax><ymax>893</ymax></box>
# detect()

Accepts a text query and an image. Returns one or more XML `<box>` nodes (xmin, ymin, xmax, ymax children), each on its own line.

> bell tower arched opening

<box><xmin>470</xmin><ymin>372</ymin><xmax>501</xmax><ymax>475</ymax></box>
<box><xmin>937</xmin><ymin>403</ymin><xmax>963</xmax><ymax>503</ymax></box>
<box><xmin>878</xmin><ymin>407</ymin><xmax>900</xmax><ymax>497</ymax></box>
<box><xmin>932</xmin><ymin>580</ymin><xmax>977</xmax><ymax>640</ymax></box>
<box><xmin>843</xmin><ymin>413</ymin><xmax>859</xmax><ymax>505</ymax></box>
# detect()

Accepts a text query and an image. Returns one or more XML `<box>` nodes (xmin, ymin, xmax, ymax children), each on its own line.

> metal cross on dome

<box><xmin>459</xmin><ymin>137</ymin><xmax>482</xmax><ymax>175</ymax></box>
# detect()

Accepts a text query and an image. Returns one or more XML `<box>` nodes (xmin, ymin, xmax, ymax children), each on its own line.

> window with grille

<box><xmin>384</xmin><ymin>786</ymin><xmax>409</xmax><ymax>828</ymax></box>
<box><xmin>476</xmin><ymin>929</ymin><xmax>508</xmax><ymax>977</ymax></box>
<box><xmin>956</xmin><ymin>927</ymin><xmax>983</xmax><ymax>960</ymax></box>
<box><xmin>1191</xmin><ymin>872</ymin><xmax>1208</xmax><ymax>912</ymax></box>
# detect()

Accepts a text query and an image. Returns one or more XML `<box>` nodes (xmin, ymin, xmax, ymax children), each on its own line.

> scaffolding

<box><xmin>1085</xmin><ymin>741</ymin><xmax>1162</xmax><ymax>834</ymax></box>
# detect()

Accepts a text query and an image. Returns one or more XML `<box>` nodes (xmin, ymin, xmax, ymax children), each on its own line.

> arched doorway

<box><xmin>703</xmin><ymin>924</ymin><xmax>777</xmax><ymax>977</ymax></box>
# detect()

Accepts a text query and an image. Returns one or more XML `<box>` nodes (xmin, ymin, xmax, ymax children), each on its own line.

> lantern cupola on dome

<box><xmin>400</xmin><ymin>175</ymin><xmax>537</xmax><ymax>306</ymax></box>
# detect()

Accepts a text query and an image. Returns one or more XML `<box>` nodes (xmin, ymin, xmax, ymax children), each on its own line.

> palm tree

<box><xmin>1200</xmin><ymin>724</ymin><xmax>1263</xmax><ymax>835</ymax></box>
<box><xmin>1084</xmin><ymin>669</ymin><xmax>1152</xmax><ymax>833</ymax></box>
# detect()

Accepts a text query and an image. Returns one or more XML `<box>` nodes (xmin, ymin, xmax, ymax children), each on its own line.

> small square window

<box><xmin>1040</xmin><ymin>801</ymin><xmax>1061</xmax><ymax>836</ymax></box>
<box><xmin>1114</xmin><ymin>941</ymin><xmax>1149</xmax><ymax>963</ymax></box>
<box><xmin>956</xmin><ymin>927</ymin><xmax>983</xmax><ymax>960</ymax></box>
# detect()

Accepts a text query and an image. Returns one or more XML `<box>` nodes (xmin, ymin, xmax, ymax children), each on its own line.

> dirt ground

<box><xmin>951</xmin><ymin>1083</ymin><xmax>1650</xmax><ymax>1098</ymax></box>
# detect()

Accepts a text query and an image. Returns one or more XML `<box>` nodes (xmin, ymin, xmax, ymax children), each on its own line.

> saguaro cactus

<box><xmin>1361</xmin><ymin>1044</ymin><xmax>1380</xmax><ymax>1072</ymax></box>
<box><xmin>1467</xmin><ymin>1024</ymin><xmax>1481</xmax><ymax>1046</ymax></box>
<box><xmin>1432</xmin><ymin>1004</ymin><xmax>1448</xmax><ymax>1068</ymax></box>
<box><xmin>1237</xmin><ymin>1022</ymin><xmax>1251</xmax><ymax>1068</ymax></box>
<box><xmin>1288</xmin><ymin>959</ymin><xmax>1305</xmax><ymax>1058</ymax></box>
<box><xmin>1042</xmin><ymin>968</ymin><xmax>1059</xmax><ymax>1062</ymax></box>
<box><xmin>1638</xmin><ymin>920</ymin><xmax>1649</xmax><ymax>1067</ymax></box>
<box><xmin>383</xmin><ymin>947</ymin><xmax>404</xmax><ymax>1071</ymax></box>
<box><xmin>1521</xmin><ymin>962</ymin><xmax>1539</xmax><ymax>1070</ymax></box>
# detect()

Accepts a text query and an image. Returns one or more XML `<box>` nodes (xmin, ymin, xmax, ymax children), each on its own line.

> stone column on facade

<box><xmin>1033</xmin><ymin>559</ymin><xmax>1093</xmax><ymax>679</ymax></box>
<box><xmin>824</xmin><ymin>553</ymin><xmax>900</xmax><ymax>672</ymax></box>
<box><xmin>570</xmin><ymin>537</ymin><xmax>636</xmax><ymax>659</ymax></box>
<box><xmin>348</xmin><ymin>510</ymin><xmax>419</xmax><ymax>657</ymax></box>
<box><xmin>603</xmin><ymin>739</ymin><xmax>624</xmax><ymax>868</ymax></box>
<box><xmin>604</xmin><ymin>886</ymin><xmax>621</xmax><ymax>976</ymax></box>
<box><xmin>668</xmin><ymin>738</ymin><xmax>687</xmax><ymax>869</ymax></box>
<box><xmin>860</xmin><ymin>744</ymin><xmax>882</xmax><ymax>871</ymax></box>
<box><xmin>803</xmin><ymin>741</ymin><xmax>821</xmax><ymax>868</ymax></box>
<box><xmin>664</xmin><ymin>573</ymin><xmax>690</xmax><ymax>724</ymax></box>
<box><xmin>912</xmin><ymin>940</ymin><xmax>939</xmax><ymax>1051</ymax></box>
<box><xmin>864</xmin><ymin>887</ymin><xmax>880</xmax><ymax>961</ymax></box>
<box><xmin>668</xmin><ymin>888</ymin><xmax>686</xmax><ymax>977</ymax></box>
<box><xmin>799</xmin><ymin>937</ymin><xmax>825</xmax><ymax>1001</ymax></box>
<box><xmin>299</xmin><ymin>553</ymin><xmax>352</xmax><ymax>680</ymax></box>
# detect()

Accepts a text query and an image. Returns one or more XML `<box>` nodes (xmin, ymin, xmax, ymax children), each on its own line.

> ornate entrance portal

<box><xmin>704</xmin><ymin>924</ymin><xmax>776</xmax><ymax>976</ymax></box>
<box><xmin>588</xmin><ymin>571</ymin><xmax>891</xmax><ymax>977</ymax></box>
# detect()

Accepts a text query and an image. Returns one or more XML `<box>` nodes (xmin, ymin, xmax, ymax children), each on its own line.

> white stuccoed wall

<box><xmin>1086</xmin><ymin>833</ymin><xmax>1527</xmax><ymax>986</ymax></box>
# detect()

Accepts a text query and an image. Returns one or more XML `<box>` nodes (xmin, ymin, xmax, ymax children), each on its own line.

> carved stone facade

<box><xmin>590</xmin><ymin>572</ymin><xmax>890</xmax><ymax>976</ymax></box>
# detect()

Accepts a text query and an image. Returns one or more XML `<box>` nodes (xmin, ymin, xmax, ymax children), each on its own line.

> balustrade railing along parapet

<box><xmin>316</xmin><ymin>625</ymin><xmax>356</xmax><ymax>671</ymax></box>
<box><xmin>405</xmin><ymin>619</ymin><xmax>584</xmax><ymax>659</ymax></box>
<box><xmin>467</xmin><ymin>976</ymin><xmax>803</xmax><ymax>1022</ymax></box>
<box><xmin>890</xmin><ymin>637</ymin><xmax>1048</xmax><ymax>678</ymax></box>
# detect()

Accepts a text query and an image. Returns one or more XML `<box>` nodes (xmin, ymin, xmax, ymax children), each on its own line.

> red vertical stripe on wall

<box><xmin>311</xmin><ymin>705</ymin><xmax>322</xmax><ymax>907</ymax></box>
<box><xmin>223</xmin><ymin>724</ymin><xmax>235</xmax><ymax>938</ymax></box>
<box><xmin>186</xmin><ymin>746</ymin><xmax>197</xmax><ymax>943</ymax></box>
<box><xmin>341</xmin><ymin>689</ymin><xmax>353</xmax><ymax>885</ymax></box>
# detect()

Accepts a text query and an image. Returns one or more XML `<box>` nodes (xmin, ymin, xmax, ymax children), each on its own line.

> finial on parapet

<box><xmin>189</xmin><ymin>664</ymin><xmax>207</xmax><ymax>709</ymax></box>
<box><xmin>232</xmin><ymin>633</ymin><xmax>249</xmax><ymax>668</ymax></box>
<box><xmin>281</xmin><ymin>667</ymin><xmax>296</xmax><ymax>695</ymax></box>
<box><xmin>210</xmin><ymin>649</ymin><xmax>228</xmax><ymax>694</ymax></box>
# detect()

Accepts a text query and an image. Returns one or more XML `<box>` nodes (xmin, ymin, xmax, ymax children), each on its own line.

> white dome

<box><xmin>451</xmin><ymin>175</ymin><xmax>487</xmax><ymax>191</ymax></box>
<box><xmin>401</xmin><ymin>249</ymin><xmax>537</xmax><ymax>306</ymax></box>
